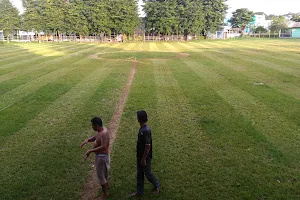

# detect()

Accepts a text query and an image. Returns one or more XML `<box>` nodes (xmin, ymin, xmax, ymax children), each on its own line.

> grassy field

<box><xmin>1</xmin><ymin>39</ymin><xmax>300</xmax><ymax>200</ymax></box>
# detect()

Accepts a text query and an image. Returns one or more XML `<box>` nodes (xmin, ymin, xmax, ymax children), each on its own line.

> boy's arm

<box><xmin>80</xmin><ymin>135</ymin><xmax>96</xmax><ymax>147</ymax></box>
<box><xmin>141</xmin><ymin>131</ymin><xmax>151</xmax><ymax>166</ymax></box>
<box><xmin>141</xmin><ymin>145</ymin><xmax>151</xmax><ymax>166</ymax></box>
<box><xmin>86</xmin><ymin>132</ymin><xmax>109</xmax><ymax>154</ymax></box>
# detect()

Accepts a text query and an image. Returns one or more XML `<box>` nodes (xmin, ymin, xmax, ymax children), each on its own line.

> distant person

<box><xmin>80</xmin><ymin>117</ymin><xmax>110</xmax><ymax>200</ymax></box>
<box><xmin>130</xmin><ymin>110</ymin><xmax>160</xmax><ymax>197</ymax></box>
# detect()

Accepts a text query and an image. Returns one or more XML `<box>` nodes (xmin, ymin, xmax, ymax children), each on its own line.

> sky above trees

<box><xmin>9</xmin><ymin>0</ymin><xmax>300</xmax><ymax>17</ymax></box>
<box><xmin>226</xmin><ymin>0</ymin><xmax>300</xmax><ymax>16</ymax></box>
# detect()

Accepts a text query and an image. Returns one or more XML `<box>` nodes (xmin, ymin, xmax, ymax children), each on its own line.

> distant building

<box><xmin>289</xmin><ymin>22</ymin><xmax>300</xmax><ymax>38</ymax></box>
<box><xmin>252</xmin><ymin>13</ymin><xmax>272</xmax><ymax>29</ymax></box>
<box><xmin>0</xmin><ymin>30</ymin><xmax>3</xmax><ymax>40</ymax></box>
<box><xmin>215</xmin><ymin>26</ymin><xmax>241</xmax><ymax>39</ymax></box>
<box><xmin>18</xmin><ymin>31</ymin><xmax>35</xmax><ymax>41</ymax></box>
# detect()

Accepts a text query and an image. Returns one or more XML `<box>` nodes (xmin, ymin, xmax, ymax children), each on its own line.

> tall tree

<box><xmin>269</xmin><ymin>16</ymin><xmax>288</xmax><ymax>32</ymax></box>
<box><xmin>22</xmin><ymin>0</ymin><xmax>140</xmax><ymax>37</ymax></box>
<box><xmin>84</xmin><ymin>0</ymin><xmax>109</xmax><ymax>35</ymax></box>
<box><xmin>42</xmin><ymin>0</ymin><xmax>66</xmax><ymax>35</ymax></box>
<box><xmin>291</xmin><ymin>13</ymin><xmax>300</xmax><ymax>22</ymax></box>
<box><xmin>229</xmin><ymin>8</ymin><xmax>254</xmax><ymax>31</ymax></box>
<box><xmin>143</xmin><ymin>0</ymin><xmax>205</xmax><ymax>36</ymax></box>
<box><xmin>202</xmin><ymin>0</ymin><xmax>228</xmax><ymax>35</ymax></box>
<box><xmin>107</xmin><ymin>0</ymin><xmax>140</xmax><ymax>36</ymax></box>
<box><xmin>254</xmin><ymin>26</ymin><xmax>268</xmax><ymax>33</ymax></box>
<box><xmin>0</xmin><ymin>0</ymin><xmax>21</xmax><ymax>36</ymax></box>
<box><xmin>22</xmin><ymin>0</ymin><xmax>44</xmax><ymax>33</ymax></box>
<box><xmin>65</xmin><ymin>0</ymin><xmax>89</xmax><ymax>36</ymax></box>
<box><xmin>143</xmin><ymin>0</ymin><xmax>177</xmax><ymax>35</ymax></box>
<box><xmin>177</xmin><ymin>0</ymin><xmax>204</xmax><ymax>37</ymax></box>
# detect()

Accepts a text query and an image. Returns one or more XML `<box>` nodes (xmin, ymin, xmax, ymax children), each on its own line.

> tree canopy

<box><xmin>1</xmin><ymin>0</ymin><xmax>228</xmax><ymax>38</ymax></box>
<box><xmin>254</xmin><ymin>26</ymin><xmax>268</xmax><ymax>33</ymax></box>
<box><xmin>229</xmin><ymin>8</ymin><xmax>254</xmax><ymax>30</ymax></box>
<box><xmin>291</xmin><ymin>13</ymin><xmax>300</xmax><ymax>22</ymax></box>
<box><xmin>202</xmin><ymin>0</ymin><xmax>228</xmax><ymax>34</ymax></box>
<box><xmin>269</xmin><ymin>16</ymin><xmax>288</xmax><ymax>32</ymax></box>
<box><xmin>143</xmin><ymin>0</ymin><xmax>227</xmax><ymax>36</ymax></box>
<box><xmin>21</xmin><ymin>0</ymin><xmax>140</xmax><ymax>36</ymax></box>
<box><xmin>0</xmin><ymin>0</ymin><xmax>21</xmax><ymax>36</ymax></box>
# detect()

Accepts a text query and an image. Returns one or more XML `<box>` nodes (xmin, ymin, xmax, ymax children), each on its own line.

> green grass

<box><xmin>98</xmin><ymin>51</ymin><xmax>178</xmax><ymax>60</ymax></box>
<box><xmin>1</xmin><ymin>39</ymin><xmax>300</xmax><ymax>199</ymax></box>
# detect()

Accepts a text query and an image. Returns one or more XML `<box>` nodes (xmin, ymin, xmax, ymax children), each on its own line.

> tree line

<box><xmin>0</xmin><ymin>0</ymin><xmax>140</xmax><ymax>37</ymax></box>
<box><xmin>229</xmin><ymin>8</ymin><xmax>300</xmax><ymax>34</ymax></box>
<box><xmin>0</xmin><ymin>0</ymin><xmax>229</xmax><ymax>38</ymax></box>
<box><xmin>142</xmin><ymin>0</ymin><xmax>228</xmax><ymax>37</ymax></box>
<box><xmin>21</xmin><ymin>0</ymin><xmax>140</xmax><ymax>37</ymax></box>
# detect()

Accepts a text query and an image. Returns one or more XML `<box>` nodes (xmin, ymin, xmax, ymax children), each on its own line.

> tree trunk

<box><xmin>38</xmin><ymin>32</ymin><xmax>41</xmax><ymax>43</ymax></box>
<box><xmin>184</xmin><ymin>30</ymin><xmax>188</xmax><ymax>41</ymax></box>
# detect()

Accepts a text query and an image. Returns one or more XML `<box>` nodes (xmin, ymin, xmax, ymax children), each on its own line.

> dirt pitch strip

<box><xmin>81</xmin><ymin>57</ymin><xmax>138</xmax><ymax>200</ymax></box>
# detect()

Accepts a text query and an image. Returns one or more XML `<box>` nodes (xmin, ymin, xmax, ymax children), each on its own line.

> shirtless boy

<box><xmin>80</xmin><ymin>117</ymin><xmax>110</xmax><ymax>199</ymax></box>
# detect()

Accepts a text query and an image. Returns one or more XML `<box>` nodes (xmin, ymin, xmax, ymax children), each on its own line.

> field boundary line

<box><xmin>81</xmin><ymin>58</ymin><xmax>137</xmax><ymax>200</ymax></box>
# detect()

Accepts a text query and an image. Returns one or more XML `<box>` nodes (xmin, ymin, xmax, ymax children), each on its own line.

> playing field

<box><xmin>1</xmin><ymin>39</ymin><xmax>300</xmax><ymax>199</ymax></box>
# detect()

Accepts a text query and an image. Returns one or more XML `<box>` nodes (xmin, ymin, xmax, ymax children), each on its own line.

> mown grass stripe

<box><xmin>155</xmin><ymin>42</ymin><xmax>172</xmax><ymax>51</ymax></box>
<box><xmin>220</xmin><ymin>40</ymin><xmax>300</xmax><ymax>57</ymax></box>
<box><xmin>170</xmin><ymin>58</ymin><xmax>299</xmax><ymax>199</ymax></box>
<box><xmin>0</xmin><ymin>43</ymin><xmax>93</xmax><ymax>69</ymax></box>
<box><xmin>150</xmin><ymin>59</ymin><xmax>212</xmax><ymax>199</ymax></box>
<box><xmin>0</xmin><ymin>48</ymin><xmax>32</xmax><ymax>59</ymax></box>
<box><xmin>209</xmin><ymin>41</ymin><xmax>300</xmax><ymax>66</ymax></box>
<box><xmin>202</xmin><ymin>47</ymin><xmax>300</xmax><ymax>100</ymax></box>
<box><xmin>161</xmin><ymin>42</ymin><xmax>181</xmax><ymax>52</ymax></box>
<box><xmin>184</xmin><ymin>58</ymin><xmax>300</xmax><ymax>154</ymax></box>
<box><xmin>184</xmin><ymin>42</ymin><xmax>300</xmax><ymax>100</ymax></box>
<box><xmin>123</xmin><ymin>42</ymin><xmax>139</xmax><ymax>51</ymax></box>
<box><xmin>0</xmin><ymin>45</ymin><xmax>104</xmax><ymax>105</ymax></box>
<box><xmin>149</xmin><ymin>43</ymin><xmax>160</xmax><ymax>51</ymax></box>
<box><xmin>0</xmin><ymin>43</ymin><xmax>75</xmax><ymax>65</ymax></box>
<box><xmin>0</xmin><ymin>54</ymin><xmax>86</xmax><ymax>93</ymax></box>
<box><xmin>0</xmin><ymin>43</ymin><xmax>60</xmax><ymax>55</ymax></box>
<box><xmin>0</xmin><ymin>41</ymin><xmax>71</xmax><ymax>57</ymax></box>
<box><xmin>188</xmin><ymin>41</ymin><xmax>220</xmax><ymax>52</ymax></box>
<box><xmin>0</xmin><ymin>57</ymin><xmax>114</xmax><ymax>138</ymax></box>
<box><xmin>140</xmin><ymin>42</ymin><xmax>151</xmax><ymax>51</ymax></box>
<box><xmin>190</xmin><ymin>42</ymin><xmax>300</xmax><ymax>101</ymax></box>
<box><xmin>216</xmin><ymin>43</ymin><xmax>300</xmax><ymax>66</ymax></box>
<box><xmin>0</xmin><ymin>44</ymin><xmax>101</xmax><ymax>83</ymax></box>
<box><xmin>187</xmin><ymin>49</ymin><xmax>300</xmax><ymax>127</ymax></box>
<box><xmin>0</xmin><ymin>45</ymin><xmax>114</xmax><ymax>94</ymax></box>
<box><xmin>109</xmin><ymin>59</ymin><xmax>158</xmax><ymax>198</ymax></box>
<box><xmin>2</xmin><ymin>40</ymin><xmax>300</xmax><ymax>200</ymax></box>
<box><xmin>0</xmin><ymin>64</ymin><xmax>113</xmax><ymax>199</ymax></box>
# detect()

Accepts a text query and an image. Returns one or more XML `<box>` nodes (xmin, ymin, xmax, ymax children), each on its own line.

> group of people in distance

<box><xmin>80</xmin><ymin>110</ymin><xmax>160</xmax><ymax>200</ymax></box>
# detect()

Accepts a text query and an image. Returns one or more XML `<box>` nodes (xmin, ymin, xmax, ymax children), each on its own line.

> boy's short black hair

<box><xmin>91</xmin><ymin>117</ymin><xmax>103</xmax><ymax>126</ymax></box>
<box><xmin>137</xmin><ymin>110</ymin><xmax>148</xmax><ymax>123</ymax></box>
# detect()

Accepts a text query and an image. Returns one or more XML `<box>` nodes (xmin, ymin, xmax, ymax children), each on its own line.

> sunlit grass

<box><xmin>18</xmin><ymin>43</ymin><xmax>66</xmax><ymax>56</ymax></box>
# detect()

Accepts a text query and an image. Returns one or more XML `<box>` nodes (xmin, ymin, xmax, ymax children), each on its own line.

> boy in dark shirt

<box><xmin>130</xmin><ymin>110</ymin><xmax>160</xmax><ymax>197</ymax></box>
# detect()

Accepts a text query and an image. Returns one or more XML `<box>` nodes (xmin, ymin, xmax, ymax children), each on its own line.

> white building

<box><xmin>253</xmin><ymin>13</ymin><xmax>272</xmax><ymax>29</ymax></box>
<box><xmin>0</xmin><ymin>30</ymin><xmax>4</xmax><ymax>40</ymax></box>
<box><xmin>18</xmin><ymin>31</ymin><xmax>35</xmax><ymax>41</ymax></box>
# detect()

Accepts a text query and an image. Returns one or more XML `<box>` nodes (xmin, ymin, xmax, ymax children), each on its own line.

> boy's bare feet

<box><xmin>152</xmin><ymin>188</ymin><xmax>160</xmax><ymax>194</ymax></box>
<box><xmin>129</xmin><ymin>192</ymin><xmax>143</xmax><ymax>197</ymax></box>
<box><xmin>98</xmin><ymin>194</ymin><xmax>109</xmax><ymax>200</ymax></box>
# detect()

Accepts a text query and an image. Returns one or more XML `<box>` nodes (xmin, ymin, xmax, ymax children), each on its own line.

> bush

<box><xmin>254</xmin><ymin>26</ymin><xmax>268</xmax><ymax>33</ymax></box>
